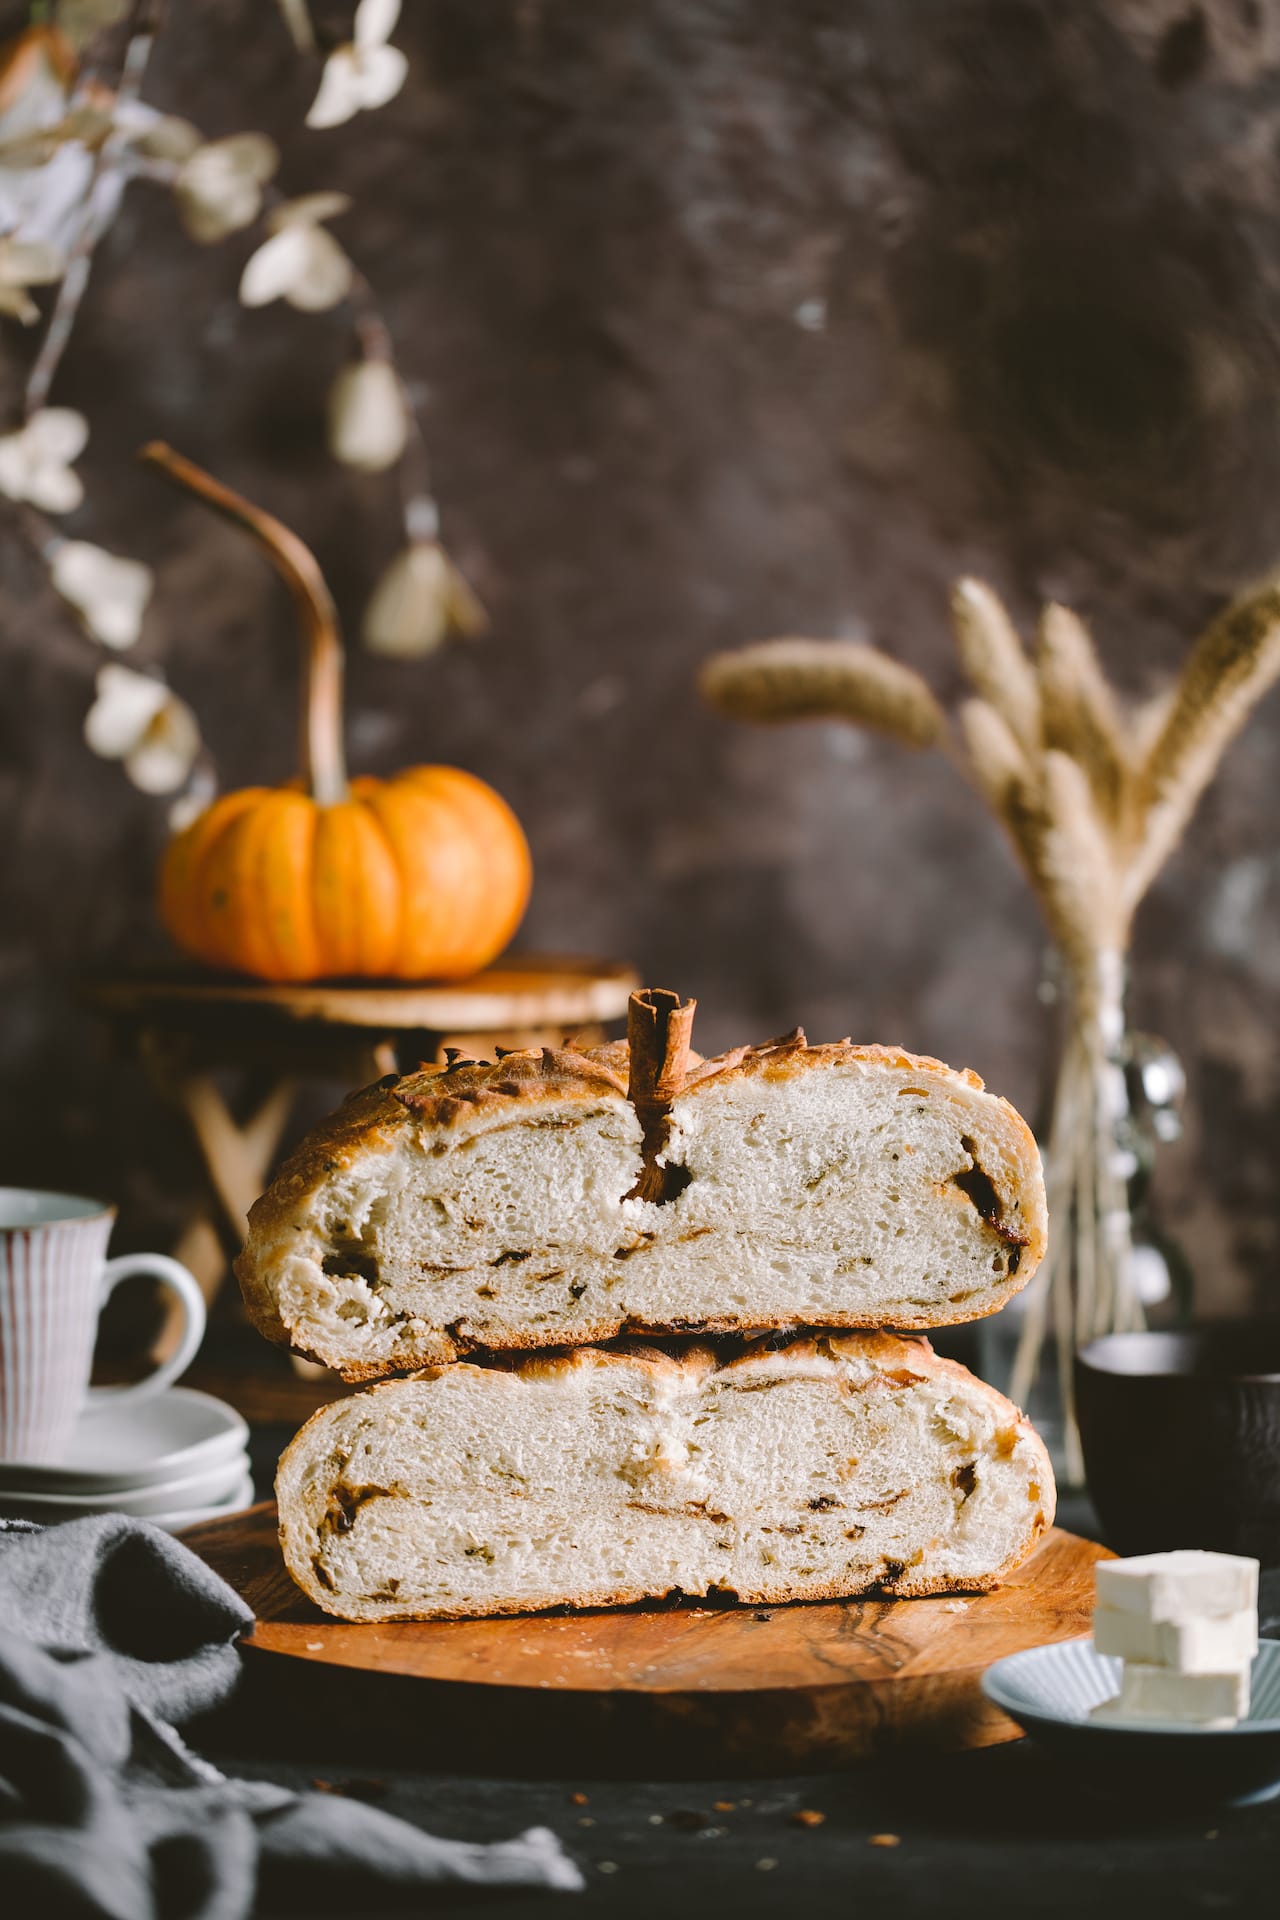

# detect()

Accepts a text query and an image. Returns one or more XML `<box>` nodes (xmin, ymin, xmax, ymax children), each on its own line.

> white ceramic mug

<box><xmin>0</xmin><ymin>1188</ymin><xmax>206</xmax><ymax>1464</ymax></box>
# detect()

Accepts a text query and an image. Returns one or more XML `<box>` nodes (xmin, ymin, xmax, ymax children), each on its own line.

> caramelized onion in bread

<box><xmin>238</xmin><ymin>1033</ymin><xmax>1046</xmax><ymax>1379</ymax></box>
<box><xmin>277</xmin><ymin>1332</ymin><xmax>1055</xmax><ymax>1622</ymax></box>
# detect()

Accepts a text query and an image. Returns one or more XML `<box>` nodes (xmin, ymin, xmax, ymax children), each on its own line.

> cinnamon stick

<box><xmin>627</xmin><ymin>988</ymin><xmax>696</xmax><ymax>1202</ymax></box>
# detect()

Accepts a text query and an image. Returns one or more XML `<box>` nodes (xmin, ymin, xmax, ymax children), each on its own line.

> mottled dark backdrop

<box><xmin>2</xmin><ymin>0</ymin><xmax>1278</xmax><ymax>1315</ymax></box>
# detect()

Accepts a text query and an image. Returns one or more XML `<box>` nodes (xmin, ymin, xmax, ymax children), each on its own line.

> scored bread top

<box><xmin>688</xmin><ymin>1032</ymin><xmax>982</xmax><ymax>1092</ymax></box>
<box><xmin>392</xmin><ymin>1043</ymin><xmax>630</xmax><ymax>1126</ymax></box>
<box><xmin>251</xmin><ymin>1042</ymin><xmax>631</xmax><ymax>1201</ymax></box>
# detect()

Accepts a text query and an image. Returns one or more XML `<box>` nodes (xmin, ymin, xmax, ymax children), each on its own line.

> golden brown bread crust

<box><xmin>236</xmin><ymin>1077</ymin><xmax>407</xmax><ymax>1361</ymax></box>
<box><xmin>276</xmin><ymin>1330</ymin><xmax>1055</xmax><ymax>1620</ymax></box>
<box><xmin>686</xmin><ymin>1029</ymin><xmax>984</xmax><ymax>1093</ymax></box>
<box><xmin>238</xmin><ymin>1033</ymin><xmax>1046</xmax><ymax>1377</ymax></box>
<box><xmin>278</xmin><ymin>1295</ymin><xmax>1031</xmax><ymax>1383</ymax></box>
<box><xmin>391</xmin><ymin>1043</ymin><xmax>629</xmax><ymax>1123</ymax></box>
<box><xmin>236</xmin><ymin>1043</ymin><xmax>633</xmax><ymax>1360</ymax></box>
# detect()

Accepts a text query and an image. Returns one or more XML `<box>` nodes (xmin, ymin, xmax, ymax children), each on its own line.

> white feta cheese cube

<box><xmin>1090</xmin><ymin>1700</ymin><xmax>1240</xmax><ymax>1732</ymax></box>
<box><xmin>1094</xmin><ymin>1550</ymin><xmax>1258</xmax><ymax>1623</ymax></box>
<box><xmin>1090</xmin><ymin>1661</ymin><xmax>1250</xmax><ymax>1728</ymax></box>
<box><xmin>1093</xmin><ymin>1604</ymin><xmax>1257</xmax><ymax>1674</ymax></box>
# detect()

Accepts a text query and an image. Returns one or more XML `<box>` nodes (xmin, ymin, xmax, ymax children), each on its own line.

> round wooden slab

<box><xmin>82</xmin><ymin>954</ymin><xmax>639</xmax><ymax>1032</ymax></box>
<box><xmin>184</xmin><ymin>1504</ymin><xmax>1107</xmax><ymax>1777</ymax></box>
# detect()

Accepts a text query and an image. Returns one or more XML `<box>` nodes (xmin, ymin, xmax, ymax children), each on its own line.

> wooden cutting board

<box><xmin>184</xmin><ymin>1503</ymin><xmax>1107</xmax><ymax>1777</ymax></box>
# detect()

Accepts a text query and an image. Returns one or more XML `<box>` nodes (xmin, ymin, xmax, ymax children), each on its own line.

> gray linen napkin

<box><xmin>0</xmin><ymin>1516</ymin><xmax>583</xmax><ymax>1917</ymax></box>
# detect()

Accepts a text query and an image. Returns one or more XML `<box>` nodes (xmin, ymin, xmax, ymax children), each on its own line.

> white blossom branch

<box><xmin>346</xmin><ymin>262</ymin><xmax>439</xmax><ymax>537</ymax></box>
<box><xmin>23</xmin><ymin>0</ymin><xmax>161</xmax><ymax>421</ymax></box>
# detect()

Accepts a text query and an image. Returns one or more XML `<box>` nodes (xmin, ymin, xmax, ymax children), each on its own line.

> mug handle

<box><xmin>87</xmin><ymin>1254</ymin><xmax>207</xmax><ymax>1404</ymax></box>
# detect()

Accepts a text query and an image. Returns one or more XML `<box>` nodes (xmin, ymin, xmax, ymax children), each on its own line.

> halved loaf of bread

<box><xmin>277</xmin><ymin>1332</ymin><xmax>1055</xmax><ymax>1622</ymax></box>
<box><xmin>238</xmin><ymin>1030</ymin><xmax>1046</xmax><ymax>1378</ymax></box>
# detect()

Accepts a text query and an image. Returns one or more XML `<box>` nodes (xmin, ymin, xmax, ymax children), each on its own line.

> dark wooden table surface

<box><xmin>185</xmin><ymin>1352</ymin><xmax>1280</xmax><ymax>1918</ymax></box>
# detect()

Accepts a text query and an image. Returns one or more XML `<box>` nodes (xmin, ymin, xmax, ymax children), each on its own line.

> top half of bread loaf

<box><xmin>238</xmin><ymin>1030</ymin><xmax>1047</xmax><ymax>1375</ymax></box>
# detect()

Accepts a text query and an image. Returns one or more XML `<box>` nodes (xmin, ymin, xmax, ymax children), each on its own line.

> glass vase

<box><xmin>980</xmin><ymin>950</ymin><xmax>1185</xmax><ymax>1486</ymax></box>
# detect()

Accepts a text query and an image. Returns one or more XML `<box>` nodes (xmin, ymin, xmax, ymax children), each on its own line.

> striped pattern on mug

<box><xmin>0</xmin><ymin>1210</ymin><xmax>113</xmax><ymax>1463</ymax></box>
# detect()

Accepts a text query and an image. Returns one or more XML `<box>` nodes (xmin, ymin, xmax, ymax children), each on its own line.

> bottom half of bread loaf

<box><xmin>277</xmin><ymin>1333</ymin><xmax>1054</xmax><ymax>1622</ymax></box>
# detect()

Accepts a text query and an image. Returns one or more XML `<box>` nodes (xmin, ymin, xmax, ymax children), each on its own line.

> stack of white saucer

<box><xmin>0</xmin><ymin>1387</ymin><xmax>252</xmax><ymax>1533</ymax></box>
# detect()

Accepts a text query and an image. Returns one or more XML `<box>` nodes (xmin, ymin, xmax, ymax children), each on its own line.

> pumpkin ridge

<box><xmin>349</xmin><ymin>795</ymin><xmax>405</xmax><ymax>976</ymax></box>
<box><xmin>260</xmin><ymin>793</ymin><xmax>323</xmax><ymax>981</ymax></box>
<box><xmin>392</xmin><ymin>771</ymin><xmax>490</xmax><ymax>973</ymax></box>
<box><xmin>312</xmin><ymin>799</ymin><xmax>399</xmax><ymax>978</ymax></box>
<box><xmin>161</xmin><ymin>789</ymin><xmax>262</xmax><ymax>959</ymax></box>
<box><xmin>451</xmin><ymin>768</ymin><xmax>531</xmax><ymax>954</ymax></box>
<box><xmin>395</xmin><ymin>767</ymin><xmax>530</xmax><ymax>968</ymax></box>
<box><xmin>236</xmin><ymin>800</ymin><xmax>289</xmax><ymax>980</ymax></box>
<box><xmin>194</xmin><ymin>802</ymin><xmax>268</xmax><ymax>975</ymax></box>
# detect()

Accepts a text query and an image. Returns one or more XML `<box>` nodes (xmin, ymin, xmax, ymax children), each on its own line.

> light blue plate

<box><xmin>982</xmin><ymin>1637</ymin><xmax>1280</xmax><ymax>1806</ymax></box>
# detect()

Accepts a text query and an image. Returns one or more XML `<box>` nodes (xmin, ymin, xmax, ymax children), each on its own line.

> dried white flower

<box><xmin>0</xmin><ymin>104</ymin><xmax>114</xmax><ymax>169</ymax></box>
<box><xmin>306</xmin><ymin>0</ymin><xmax>408</xmax><ymax>131</ymax></box>
<box><xmin>84</xmin><ymin>664</ymin><xmax>201</xmax><ymax>794</ymax></box>
<box><xmin>0</xmin><ymin>234</ymin><xmax>62</xmax><ymax>323</ymax></box>
<box><xmin>128</xmin><ymin>113</ymin><xmax>203</xmax><ymax>165</ymax></box>
<box><xmin>49</xmin><ymin>539</ymin><xmax>153</xmax><ymax>649</ymax></box>
<box><xmin>239</xmin><ymin>192</ymin><xmax>353</xmax><ymax>311</ymax></box>
<box><xmin>175</xmin><ymin>132</ymin><xmax>279</xmax><ymax>245</ymax></box>
<box><xmin>0</xmin><ymin>27</ymin><xmax>73</xmax><ymax>146</ymax></box>
<box><xmin>168</xmin><ymin>759</ymin><xmax>218</xmax><ymax>833</ymax></box>
<box><xmin>0</xmin><ymin>406</ymin><xmax>88</xmax><ymax>511</ymax></box>
<box><xmin>0</xmin><ymin>30</ymin><xmax>110</xmax><ymax>254</ymax></box>
<box><xmin>363</xmin><ymin>538</ymin><xmax>486</xmax><ymax>657</ymax></box>
<box><xmin>0</xmin><ymin>143</ymin><xmax>98</xmax><ymax>255</ymax></box>
<box><xmin>327</xmin><ymin>358</ymin><xmax>406</xmax><ymax>471</ymax></box>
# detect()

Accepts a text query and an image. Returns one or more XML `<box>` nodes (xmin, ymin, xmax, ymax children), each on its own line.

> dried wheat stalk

<box><xmin>1131</xmin><ymin>686</ymin><xmax>1175</xmax><ymax>764</ymax></box>
<box><xmin>702</xmin><ymin>571</ymin><xmax>1280</xmax><ymax>1476</ymax></box>
<box><xmin>1125</xmin><ymin>584</ymin><xmax>1280</xmax><ymax>912</ymax></box>
<box><xmin>1036</xmin><ymin>752</ymin><xmax>1128</xmax><ymax>996</ymax></box>
<box><xmin>705</xmin><ymin>579</ymin><xmax>1280</xmax><ymax>1451</ymax></box>
<box><xmin>1036</xmin><ymin>602</ymin><xmax>1129</xmax><ymax>832</ymax></box>
<box><xmin>705</xmin><ymin>578</ymin><xmax>1280</xmax><ymax>925</ymax></box>
<box><xmin>956</xmin><ymin>697</ymin><xmax>1030</xmax><ymax>820</ymax></box>
<box><xmin>698</xmin><ymin>638</ymin><xmax>946</xmax><ymax>748</ymax></box>
<box><xmin>951</xmin><ymin>577</ymin><xmax>1042</xmax><ymax>756</ymax></box>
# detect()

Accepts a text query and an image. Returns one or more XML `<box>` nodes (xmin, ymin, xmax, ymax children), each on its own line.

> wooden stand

<box><xmin>81</xmin><ymin>955</ymin><xmax>638</xmax><ymax>1313</ymax></box>
<box><xmin>183</xmin><ymin>1503</ymin><xmax>1107</xmax><ymax>1777</ymax></box>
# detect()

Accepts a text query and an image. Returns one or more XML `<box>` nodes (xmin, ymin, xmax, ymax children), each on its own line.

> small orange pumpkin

<box><xmin>145</xmin><ymin>444</ymin><xmax>531</xmax><ymax>982</ymax></box>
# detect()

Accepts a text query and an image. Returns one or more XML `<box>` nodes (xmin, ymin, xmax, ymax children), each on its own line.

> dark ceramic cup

<box><xmin>1076</xmin><ymin>1327</ymin><xmax>1280</xmax><ymax>1566</ymax></box>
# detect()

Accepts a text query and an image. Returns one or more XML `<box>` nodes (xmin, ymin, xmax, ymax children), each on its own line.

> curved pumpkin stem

<box><xmin>139</xmin><ymin>441</ymin><xmax>348</xmax><ymax>805</ymax></box>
